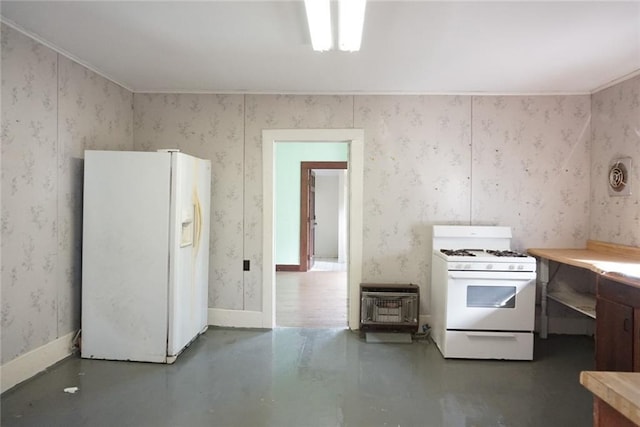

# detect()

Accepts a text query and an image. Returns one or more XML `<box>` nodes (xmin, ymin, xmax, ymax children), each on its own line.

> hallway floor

<box><xmin>310</xmin><ymin>257</ymin><xmax>348</xmax><ymax>272</ymax></box>
<box><xmin>1</xmin><ymin>329</ymin><xmax>595</xmax><ymax>427</ymax></box>
<box><xmin>276</xmin><ymin>270</ymin><xmax>347</xmax><ymax>328</ymax></box>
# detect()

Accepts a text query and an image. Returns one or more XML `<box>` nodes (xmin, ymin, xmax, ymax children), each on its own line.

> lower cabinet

<box><xmin>596</xmin><ymin>297</ymin><xmax>634</xmax><ymax>371</ymax></box>
<box><xmin>594</xmin><ymin>273</ymin><xmax>640</xmax><ymax>427</ymax></box>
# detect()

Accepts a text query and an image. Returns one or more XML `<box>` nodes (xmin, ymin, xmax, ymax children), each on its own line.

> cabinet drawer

<box><xmin>598</xmin><ymin>276</ymin><xmax>640</xmax><ymax>307</ymax></box>
<box><xmin>442</xmin><ymin>331</ymin><xmax>533</xmax><ymax>360</ymax></box>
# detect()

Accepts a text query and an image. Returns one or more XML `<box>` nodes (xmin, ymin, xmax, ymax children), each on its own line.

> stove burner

<box><xmin>440</xmin><ymin>249</ymin><xmax>476</xmax><ymax>256</ymax></box>
<box><xmin>440</xmin><ymin>249</ymin><xmax>529</xmax><ymax>258</ymax></box>
<box><xmin>486</xmin><ymin>249</ymin><xmax>528</xmax><ymax>258</ymax></box>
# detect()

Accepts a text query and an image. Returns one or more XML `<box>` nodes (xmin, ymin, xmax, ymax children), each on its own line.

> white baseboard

<box><xmin>1</xmin><ymin>331</ymin><xmax>77</xmax><ymax>394</ymax></box>
<box><xmin>208</xmin><ymin>308</ymin><xmax>266</xmax><ymax>328</ymax></box>
<box><xmin>208</xmin><ymin>309</ymin><xmax>430</xmax><ymax>331</ymax></box>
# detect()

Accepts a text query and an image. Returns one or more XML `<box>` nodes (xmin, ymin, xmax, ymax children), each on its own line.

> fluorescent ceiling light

<box><xmin>339</xmin><ymin>0</ymin><xmax>366</xmax><ymax>52</ymax></box>
<box><xmin>304</xmin><ymin>0</ymin><xmax>332</xmax><ymax>52</ymax></box>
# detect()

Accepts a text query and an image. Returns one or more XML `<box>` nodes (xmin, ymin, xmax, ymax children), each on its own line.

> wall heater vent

<box><xmin>360</xmin><ymin>283</ymin><xmax>419</xmax><ymax>333</ymax></box>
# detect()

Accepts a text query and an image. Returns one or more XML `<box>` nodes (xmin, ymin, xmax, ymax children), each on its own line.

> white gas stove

<box><xmin>430</xmin><ymin>225</ymin><xmax>537</xmax><ymax>360</ymax></box>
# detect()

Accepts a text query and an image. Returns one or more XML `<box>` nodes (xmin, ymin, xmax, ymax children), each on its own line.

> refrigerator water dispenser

<box><xmin>180</xmin><ymin>207</ymin><xmax>194</xmax><ymax>247</ymax></box>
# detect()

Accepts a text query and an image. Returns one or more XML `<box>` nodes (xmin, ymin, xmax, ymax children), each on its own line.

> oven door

<box><xmin>446</xmin><ymin>270</ymin><xmax>536</xmax><ymax>331</ymax></box>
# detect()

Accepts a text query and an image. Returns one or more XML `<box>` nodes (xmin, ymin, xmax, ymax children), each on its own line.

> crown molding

<box><xmin>591</xmin><ymin>68</ymin><xmax>640</xmax><ymax>95</ymax></box>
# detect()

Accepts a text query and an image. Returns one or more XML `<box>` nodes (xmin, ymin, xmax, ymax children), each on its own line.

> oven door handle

<box><xmin>464</xmin><ymin>331</ymin><xmax>517</xmax><ymax>339</ymax></box>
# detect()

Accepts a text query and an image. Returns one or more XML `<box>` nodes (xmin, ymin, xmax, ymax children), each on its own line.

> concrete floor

<box><xmin>1</xmin><ymin>328</ymin><xmax>595</xmax><ymax>427</ymax></box>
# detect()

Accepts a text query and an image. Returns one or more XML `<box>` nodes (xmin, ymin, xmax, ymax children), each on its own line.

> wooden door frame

<box><xmin>299</xmin><ymin>161</ymin><xmax>348</xmax><ymax>272</ymax></box>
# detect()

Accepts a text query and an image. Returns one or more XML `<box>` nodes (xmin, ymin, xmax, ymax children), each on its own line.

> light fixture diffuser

<box><xmin>304</xmin><ymin>0</ymin><xmax>332</xmax><ymax>52</ymax></box>
<box><xmin>339</xmin><ymin>0</ymin><xmax>366</xmax><ymax>51</ymax></box>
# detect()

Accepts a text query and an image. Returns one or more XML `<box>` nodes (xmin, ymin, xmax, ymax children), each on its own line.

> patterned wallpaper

<box><xmin>355</xmin><ymin>95</ymin><xmax>472</xmax><ymax>309</ymax></box>
<box><xmin>591</xmin><ymin>75</ymin><xmax>640</xmax><ymax>246</ymax></box>
<box><xmin>3</xmin><ymin>24</ymin><xmax>640</xmax><ymax>366</ymax></box>
<box><xmin>2</xmin><ymin>24</ymin><xmax>58</xmax><ymax>364</ymax></box>
<box><xmin>353</xmin><ymin>95</ymin><xmax>591</xmax><ymax>309</ymax></box>
<box><xmin>134</xmin><ymin>94</ymin><xmax>355</xmax><ymax>312</ymax></box>
<box><xmin>472</xmin><ymin>96</ymin><xmax>591</xmax><ymax>250</ymax></box>
<box><xmin>134</xmin><ymin>93</ymin><xmax>597</xmax><ymax>315</ymax></box>
<box><xmin>133</xmin><ymin>93</ymin><xmax>245</xmax><ymax>310</ymax></box>
<box><xmin>1</xmin><ymin>24</ymin><xmax>133</xmax><ymax>364</ymax></box>
<box><xmin>243</xmin><ymin>95</ymin><xmax>354</xmax><ymax>311</ymax></box>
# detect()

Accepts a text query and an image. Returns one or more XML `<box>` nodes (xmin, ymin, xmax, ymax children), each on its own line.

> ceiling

<box><xmin>2</xmin><ymin>1</ymin><xmax>640</xmax><ymax>95</ymax></box>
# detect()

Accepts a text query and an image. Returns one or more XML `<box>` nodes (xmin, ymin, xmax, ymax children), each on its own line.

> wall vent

<box><xmin>608</xmin><ymin>157</ymin><xmax>632</xmax><ymax>197</ymax></box>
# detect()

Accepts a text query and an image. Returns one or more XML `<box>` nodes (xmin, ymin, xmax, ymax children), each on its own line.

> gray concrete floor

<box><xmin>1</xmin><ymin>328</ymin><xmax>594</xmax><ymax>427</ymax></box>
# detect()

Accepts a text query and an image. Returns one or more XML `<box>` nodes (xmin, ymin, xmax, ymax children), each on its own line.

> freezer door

<box><xmin>167</xmin><ymin>152</ymin><xmax>211</xmax><ymax>356</ymax></box>
<box><xmin>82</xmin><ymin>150</ymin><xmax>171</xmax><ymax>363</ymax></box>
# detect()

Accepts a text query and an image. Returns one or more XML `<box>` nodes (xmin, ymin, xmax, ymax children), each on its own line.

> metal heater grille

<box><xmin>360</xmin><ymin>284</ymin><xmax>419</xmax><ymax>332</ymax></box>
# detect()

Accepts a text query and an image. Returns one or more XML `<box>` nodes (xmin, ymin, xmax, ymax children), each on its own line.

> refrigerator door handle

<box><xmin>193</xmin><ymin>191</ymin><xmax>203</xmax><ymax>253</ymax></box>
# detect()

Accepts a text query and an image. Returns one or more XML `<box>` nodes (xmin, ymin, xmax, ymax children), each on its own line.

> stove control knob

<box><xmin>486</xmin><ymin>264</ymin><xmax>493</xmax><ymax>270</ymax></box>
<box><xmin>517</xmin><ymin>265</ymin><xmax>524</xmax><ymax>270</ymax></box>
<box><xmin>455</xmin><ymin>264</ymin><xmax>462</xmax><ymax>270</ymax></box>
<box><xmin>509</xmin><ymin>265</ymin><xmax>515</xmax><ymax>270</ymax></box>
<box><xmin>464</xmin><ymin>264</ymin><xmax>471</xmax><ymax>270</ymax></box>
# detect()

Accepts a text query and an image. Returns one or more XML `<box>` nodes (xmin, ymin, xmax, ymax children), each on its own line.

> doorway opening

<box><xmin>300</xmin><ymin>162</ymin><xmax>348</xmax><ymax>272</ymax></box>
<box><xmin>261</xmin><ymin>129</ymin><xmax>364</xmax><ymax>330</ymax></box>
<box><xmin>277</xmin><ymin>161</ymin><xmax>349</xmax><ymax>328</ymax></box>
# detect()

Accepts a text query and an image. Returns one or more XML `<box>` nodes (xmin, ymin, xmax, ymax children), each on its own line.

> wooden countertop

<box><xmin>528</xmin><ymin>240</ymin><xmax>640</xmax><ymax>278</ymax></box>
<box><xmin>580</xmin><ymin>371</ymin><xmax>640</xmax><ymax>426</ymax></box>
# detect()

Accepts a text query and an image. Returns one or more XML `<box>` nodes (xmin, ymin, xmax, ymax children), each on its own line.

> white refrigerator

<box><xmin>81</xmin><ymin>150</ymin><xmax>211</xmax><ymax>363</ymax></box>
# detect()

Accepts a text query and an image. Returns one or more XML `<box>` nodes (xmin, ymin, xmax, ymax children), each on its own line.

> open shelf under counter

<box><xmin>548</xmin><ymin>287</ymin><xmax>596</xmax><ymax>319</ymax></box>
<box><xmin>528</xmin><ymin>240</ymin><xmax>640</xmax><ymax>338</ymax></box>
